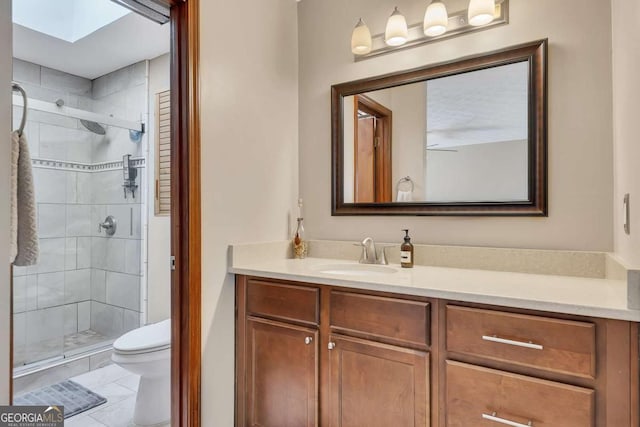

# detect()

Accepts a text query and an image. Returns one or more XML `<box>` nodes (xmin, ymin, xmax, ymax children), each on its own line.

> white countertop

<box><xmin>230</xmin><ymin>257</ymin><xmax>640</xmax><ymax>321</ymax></box>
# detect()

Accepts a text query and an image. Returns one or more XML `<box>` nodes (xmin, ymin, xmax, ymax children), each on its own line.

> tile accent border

<box><xmin>32</xmin><ymin>157</ymin><xmax>146</xmax><ymax>172</ymax></box>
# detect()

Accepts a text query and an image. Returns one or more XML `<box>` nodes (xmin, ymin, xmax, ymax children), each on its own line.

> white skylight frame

<box><xmin>12</xmin><ymin>0</ymin><xmax>131</xmax><ymax>43</ymax></box>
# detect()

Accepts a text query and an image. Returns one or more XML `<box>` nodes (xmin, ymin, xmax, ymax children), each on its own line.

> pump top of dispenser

<box><xmin>402</xmin><ymin>229</ymin><xmax>411</xmax><ymax>243</ymax></box>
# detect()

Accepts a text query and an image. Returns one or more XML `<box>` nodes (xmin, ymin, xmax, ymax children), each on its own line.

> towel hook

<box><xmin>11</xmin><ymin>83</ymin><xmax>27</xmax><ymax>137</ymax></box>
<box><xmin>396</xmin><ymin>176</ymin><xmax>414</xmax><ymax>192</ymax></box>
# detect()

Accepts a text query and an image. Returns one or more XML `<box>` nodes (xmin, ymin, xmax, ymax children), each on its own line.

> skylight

<box><xmin>13</xmin><ymin>0</ymin><xmax>131</xmax><ymax>43</ymax></box>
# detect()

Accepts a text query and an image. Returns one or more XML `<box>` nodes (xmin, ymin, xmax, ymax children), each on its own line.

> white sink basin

<box><xmin>313</xmin><ymin>263</ymin><xmax>398</xmax><ymax>276</ymax></box>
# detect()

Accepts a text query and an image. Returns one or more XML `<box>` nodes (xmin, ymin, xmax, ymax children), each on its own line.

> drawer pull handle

<box><xmin>304</xmin><ymin>336</ymin><xmax>313</xmax><ymax>345</ymax></box>
<box><xmin>482</xmin><ymin>335</ymin><xmax>543</xmax><ymax>350</ymax></box>
<box><xmin>328</xmin><ymin>342</ymin><xmax>336</xmax><ymax>350</ymax></box>
<box><xmin>482</xmin><ymin>412</ymin><xmax>533</xmax><ymax>427</ymax></box>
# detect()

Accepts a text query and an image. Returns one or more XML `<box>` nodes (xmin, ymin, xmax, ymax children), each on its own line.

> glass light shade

<box><xmin>424</xmin><ymin>1</ymin><xmax>448</xmax><ymax>37</ymax></box>
<box><xmin>351</xmin><ymin>18</ymin><xmax>372</xmax><ymax>55</ymax></box>
<box><xmin>385</xmin><ymin>7</ymin><xmax>409</xmax><ymax>46</ymax></box>
<box><xmin>468</xmin><ymin>0</ymin><xmax>495</xmax><ymax>26</ymax></box>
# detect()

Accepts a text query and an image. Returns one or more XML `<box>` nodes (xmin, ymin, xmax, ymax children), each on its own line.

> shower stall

<box><xmin>11</xmin><ymin>59</ymin><xmax>148</xmax><ymax>383</ymax></box>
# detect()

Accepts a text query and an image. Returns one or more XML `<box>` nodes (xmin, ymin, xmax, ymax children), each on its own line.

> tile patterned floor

<box><xmin>64</xmin><ymin>364</ymin><xmax>142</xmax><ymax>427</ymax></box>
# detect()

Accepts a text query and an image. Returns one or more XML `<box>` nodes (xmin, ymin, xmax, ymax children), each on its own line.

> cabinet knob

<box><xmin>304</xmin><ymin>336</ymin><xmax>313</xmax><ymax>345</ymax></box>
<box><xmin>328</xmin><ymin>342</ymin><xmax>336</xmax><ymax>350</ymax></box>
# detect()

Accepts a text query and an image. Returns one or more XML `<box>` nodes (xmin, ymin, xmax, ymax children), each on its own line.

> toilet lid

<box><xmin>113</xmin><ymin>319</ymin><xmax>171</xmax><ymax>354</ymax></box>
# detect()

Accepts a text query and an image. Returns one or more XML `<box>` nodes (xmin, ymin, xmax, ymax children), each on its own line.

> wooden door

<box><xmin>328</xmin><ymin>334</ymin><xmax>429</xmax><ymax>427</ymax></box>
<box><xmin>245</xmin><ymin>318</ymin><xmax>318</xmax><ymax>427</ymax></box>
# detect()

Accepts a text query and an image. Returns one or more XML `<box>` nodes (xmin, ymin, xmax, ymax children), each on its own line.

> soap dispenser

<box><xmin>292</xmin><ymin>199</ymin><xmax>307</xmax><ymax>259</ymax></box>
<box><xmin>400</xmin><ymin>229</ymin><xmax>414</xmax><ymax>268</ymax></box>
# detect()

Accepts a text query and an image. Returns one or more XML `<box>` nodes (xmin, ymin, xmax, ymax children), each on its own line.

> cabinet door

<box><xmin>328</xmin><ymin>334</ymin><xmax>429</xmax><ymax>427</ymax></box>
<box><xmin>245</xmin><ymin>318</ymin><xmax>318</xmax><ymax>427</ymax></box>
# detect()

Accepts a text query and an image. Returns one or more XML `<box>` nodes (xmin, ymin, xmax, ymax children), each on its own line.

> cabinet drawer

<box><xmin>246</xmin><ymin>279</ymin><xmax>319</xmax><ymax>325</ymax></box>
<box><xmin>330</xmin><ymin>291</ymin><xmax>430</xmax><ymax>348</ymax></box>
<box><xmin>446</xmin><ymin>305</ymin><xmax>596</xmax><ymax>378</ymax></box>
<box><xmin>446</xmin><ymin>361</ymin><xmax>594</xmax><ymax>427</ymax></box>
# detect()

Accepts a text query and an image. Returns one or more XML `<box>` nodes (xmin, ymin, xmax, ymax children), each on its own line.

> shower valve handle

<box><xmin>98</xmin><ymin>215</ymin><xmax>117</xmax><ymax>236</ymax></box>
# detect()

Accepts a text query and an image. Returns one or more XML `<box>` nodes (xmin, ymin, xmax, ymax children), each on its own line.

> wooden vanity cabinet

<box><xmin>442</xmin><ymin>303</ymin><xmax>638</xmax><ymax>427</ymax></box>
<box><xmin>236</xmin><ymin>276</ymin><xmax>432</xmax><ymax>427</ymax></box>
<box><xmin>236</xmin><ymin>275</ymin><xmax>639</xmax><ymax>427</ymax></box>
<box><xmin>237</xmin><ymin>278</ymin><xmax>321</xmax><ymax>427</ymax></box>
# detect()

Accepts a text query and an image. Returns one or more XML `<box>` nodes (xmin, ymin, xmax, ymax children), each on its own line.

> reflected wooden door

<box><xmin>355</xmin><ymin>116</ymin><xmax>375</xmax><ymax>202</ymax></box>
<box><xmin>353</xmin><ymin>95</ymin><xmax>392</xmax><ymax>203</ymax></box>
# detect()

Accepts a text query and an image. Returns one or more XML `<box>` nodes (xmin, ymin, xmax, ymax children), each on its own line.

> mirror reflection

<box><xmin>343</xmin><ymin>61</ymin><xmax>529</xmax><ymax>204</ymax></box>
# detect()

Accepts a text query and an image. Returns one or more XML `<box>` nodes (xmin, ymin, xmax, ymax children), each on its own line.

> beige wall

<box><xmin>426</xmin><ymin>140</ymin><xmax>528</xmax><ymax>202</ymax></box>
<box><xmin>611</xmin><ymin>0</ymin><xmax>640</xmax><ymax>267</ymax></box>
<box><xmin>299</xmin><ymin>0</ymin><xmax>614</xmax><ymax>250</ymax></box>
<box><xmin>389</xmin><ymin>83</ymin><xmax>426</xmax><ymax>201</ymax></box>
<box><xmin>146</xmin><ymin>53</ymin><xmax>171</xmax><ymax>323</ymax></box>
<box><xmin>199</xmin><ymin>0</ymin><xmax>299</xmax><ymax>425</ymax></box>
<box><xmin>0</xmin><ymin>0</ymin><xmax>11</xmax><ymax>405</ymax></box>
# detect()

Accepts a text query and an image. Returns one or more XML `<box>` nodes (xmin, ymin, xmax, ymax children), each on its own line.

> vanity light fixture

<box><xmin>351</xmin><ymin>18</ymin><xmax>372</xmax><ymax>55</ymax></box>
<box><xmin>468</xmin><ymin>0</ymin><xmax>496</xmax><ymax>26</ymax></box>
<box><xmin>353</xmin><ymin>0</ymin><xmax>508</xmax><ymax>61</ymax></box>
<box><xmin>424</xmin><ymin>0</ymin><xmax>448</xmax><ymax>37</ymax></box>
<box><xmin>385</xmin><ymin>6</ymin><xmax>409</xmax><ymax>46</ymax></box>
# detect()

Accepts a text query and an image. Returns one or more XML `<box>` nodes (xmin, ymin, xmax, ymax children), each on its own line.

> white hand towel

<box><xmin>11</xmin><ymin>131</ymin><xmax>39</xmax><ymax>266</ymax></box>
<box><xmin>10</xmin><ymin>131</ymin><xmax>19</xmax><ymax>263</ymax></box>
<box><xmin>396</xmin><ymin>190</ymin><xmax>413</xmax><ymax>202</ymax></box>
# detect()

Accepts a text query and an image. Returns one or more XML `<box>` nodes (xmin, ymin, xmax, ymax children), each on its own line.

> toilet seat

<box><xmin>113</xmin><ymin>319</ymin><xmax>171</xmax><ymax>355</ymax></box>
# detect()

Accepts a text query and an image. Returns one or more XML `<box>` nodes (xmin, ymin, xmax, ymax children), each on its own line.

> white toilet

<box><xmin>112</xmin><ymin>319</ymin><xmax>171</xmax><ymax>427</ymax></box>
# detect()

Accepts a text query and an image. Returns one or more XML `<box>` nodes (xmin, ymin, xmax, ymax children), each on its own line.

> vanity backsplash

<box><xmin>230</xmin><ymin>239</ymin><xmax>628</xmax><ymax>280</ymax></box>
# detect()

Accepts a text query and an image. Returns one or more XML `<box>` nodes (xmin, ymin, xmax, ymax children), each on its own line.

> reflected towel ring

<box><xmin>12</xmin><ymin>83</ymin><xmax>27</xmax><ymax>136</ymax></box>
<box><xmin>396</xmin><ymin>176</ymin><xmax>414</xmax><ymax>192</ymax></box>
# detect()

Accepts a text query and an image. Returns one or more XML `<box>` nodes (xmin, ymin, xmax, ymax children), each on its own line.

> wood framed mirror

<box><xmin>331</xmin><ymin>39</ymin><xmax>547</xmax><ymax>216</ymax></box>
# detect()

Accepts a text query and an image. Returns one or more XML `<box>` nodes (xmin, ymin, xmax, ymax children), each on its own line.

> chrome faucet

<box><xmin>357</xmin><ymin>237</ymin><xmax>389</xmax><ymax>265</ymax></box>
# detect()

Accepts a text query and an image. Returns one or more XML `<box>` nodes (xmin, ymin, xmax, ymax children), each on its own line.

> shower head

<box><xmin>80</xmin><ymin>120</ymin><xmax>106</xmax><ymax>135</ymax></box>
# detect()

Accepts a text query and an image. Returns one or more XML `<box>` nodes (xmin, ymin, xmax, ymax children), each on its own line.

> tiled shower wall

<box><xmin>89</xmin><ymin>63</ymin><xmax>145</xmax><ymax>341</ymax></box>
<box><xmin>12</xmin><ymin>59</ymin><xmax>146</xmax><ymax>367</ymax></box>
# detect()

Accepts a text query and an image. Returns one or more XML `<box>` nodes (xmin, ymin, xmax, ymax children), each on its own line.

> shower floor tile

<box><xmin>64</xmin><ymin>330</ymin><xmax>112</xmax><ymax>353</ymax></box>
<box><xmin>14</xmin><ymin>330</ymin><xmax>112</xmax><ymax>368</ymax></box>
